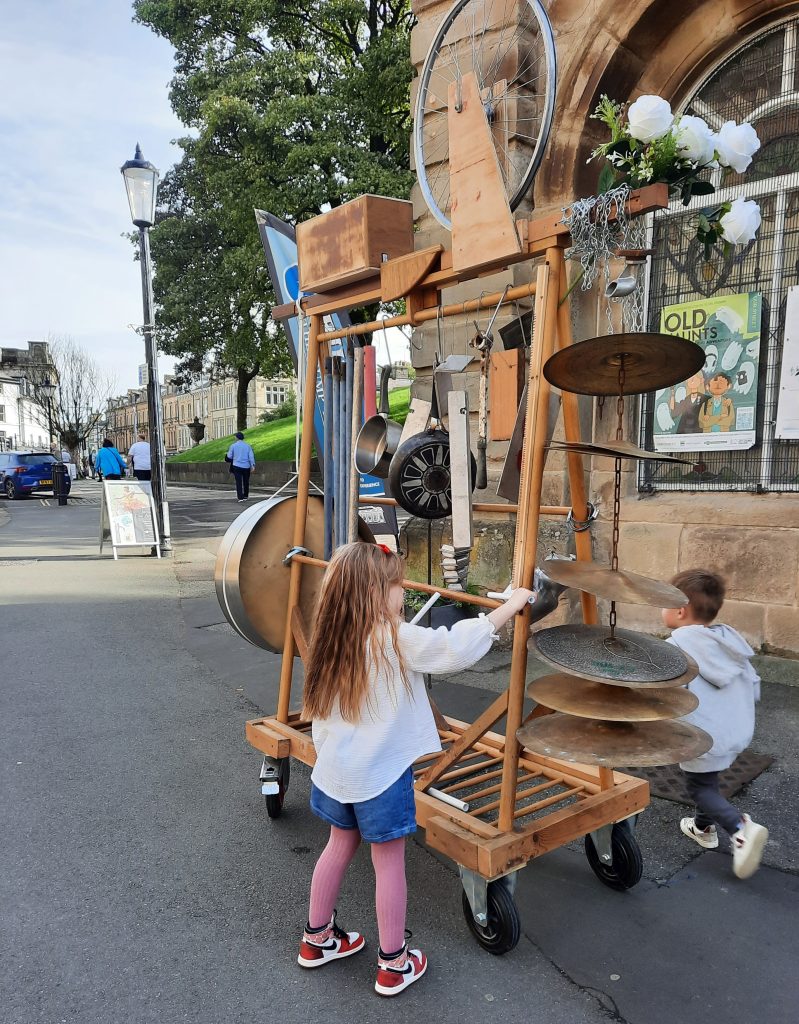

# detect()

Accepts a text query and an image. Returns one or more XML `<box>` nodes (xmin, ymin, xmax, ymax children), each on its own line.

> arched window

<box><xmin>641</xmin><ymin>18</ymin><xmax>799</xmax><ymax>492</ymax></box>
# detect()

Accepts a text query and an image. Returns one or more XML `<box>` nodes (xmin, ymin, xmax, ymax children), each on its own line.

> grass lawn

<box><xmin>168</xmin><ymin>386</ymin><xmax>411</xmax><ymax>463</ymax></box>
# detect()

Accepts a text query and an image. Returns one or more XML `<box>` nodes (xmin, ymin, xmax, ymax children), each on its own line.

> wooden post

<box><xmin>498</xmin><ymin>259</ymin><xmax>558</xmax><ymax>833</ymax></box>
<box><xmin>277</xmin><ymin>313</ymin><xmax>323</xmax><ymax>723</ymax></box>
<box><xmin>556</xmin><ymin>253</ymin><xmax>599</xmax><ymax>626</ymax></box>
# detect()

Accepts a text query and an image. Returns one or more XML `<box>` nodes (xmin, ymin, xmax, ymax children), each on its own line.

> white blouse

<box><xmin>310</xmin><ymin>615</ymin><xmax>498</xmax><ymax>803</ymax></box>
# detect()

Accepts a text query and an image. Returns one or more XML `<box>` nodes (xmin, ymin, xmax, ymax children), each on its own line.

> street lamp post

<box><xmin>39</xmin><ymin>377</ymin><xmax>57</xmax><ymax>451</ymax></box>
<box><xmin>121</xmin><ymin>143</ymin><xmax>171</xmax><ymax>552</ymax></box>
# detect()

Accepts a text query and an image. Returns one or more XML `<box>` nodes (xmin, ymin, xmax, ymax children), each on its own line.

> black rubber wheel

<box><xmin>4</xmin><ymin>478</ymin><xmax>21</xmax><ymax>500</ymax></box>
<box><xmin>461</xmin><ymin>880</ymin><xmax>521</xmax><ymax>955</ymax></box>
<box><xmin>584</xmin><ymin>822</ymin><xmax>643</xmax><ymax>891</ymax></box>
<box><xmin>264</xmin><ymin>758</ymin><xmax>290</xmax><ymax>819</ymax></box>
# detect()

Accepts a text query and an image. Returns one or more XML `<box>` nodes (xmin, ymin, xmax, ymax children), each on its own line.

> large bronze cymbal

<box><xmin>543</xmin><ymin>333</ymin><xmax>705</xmax><ymax>396</ymax></box>
<box><xmin>541</xmin><ymin>559</ymin><xmax>688</xmax><ymax>608</ymax></box>
<box><xmin>546</xmin><ymin>438</ymin><xmax>690</xmax><ymax>464</ymax></box>
<box><xmin>526</xmin><ymin>673</ymin><xmax>699</xmax><ymax>721</ymax></box>
<box><xmin>530</xmin><ymin>624</ymin><xmax>698</xmax><ymax>687</ymax></box>
<box><xmin>517</xmin><ymin>714</ymin><xmax>713</xmax><ymax>767</ymax></box>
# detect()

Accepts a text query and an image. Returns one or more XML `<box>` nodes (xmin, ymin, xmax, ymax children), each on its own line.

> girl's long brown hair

<box><xmin>302</xmin><ymin>542</ymin><xmax>410</xmax><ymax>722</ymax></box>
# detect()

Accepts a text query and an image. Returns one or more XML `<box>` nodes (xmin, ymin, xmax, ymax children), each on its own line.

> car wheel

<box><xmin>4</xmin><ymin>478</ymin><xmax>21</xmax><ymax>500</ymax></box>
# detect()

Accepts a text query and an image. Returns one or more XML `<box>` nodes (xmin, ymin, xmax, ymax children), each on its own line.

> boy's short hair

<box><xmin>670</xmin><ymin>569</ymin><xmax>726</xmax><ymax>623</ymax></box>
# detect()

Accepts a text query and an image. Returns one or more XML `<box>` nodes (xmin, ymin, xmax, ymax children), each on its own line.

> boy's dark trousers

<box><xmin>232</xmin><ymin>466</ymin><xmax>250</xmax><ymax>499</ymax></box>
<box><xmin>683</xmin><ymin>770</ymin><xmax>742</xmax><ymax>835</ymax></box>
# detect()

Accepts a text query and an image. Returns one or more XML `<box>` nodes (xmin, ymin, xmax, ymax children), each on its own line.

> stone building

<box><xmin>409</xmin><ymin>1</ymin><xmax>799</xmax><ymax>655</ymax></box>
<box><xmin>0</xmin><ymin>342</ymin><xmax>53</xmax><ymax>450</ymax></box>
<box><xmin>106</xmin><ymin>373</ymin><xmax>293</xmax><ymax>454</ymax></box>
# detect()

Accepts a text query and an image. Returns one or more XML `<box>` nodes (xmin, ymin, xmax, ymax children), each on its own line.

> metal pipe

<box><xmin>356</xmin><ymin>495</ymin><xmax>571</xmax><ymax>517</ymax></box>
<box><xmin>323</xmin><ymin>358</ymin><xmax>334</xmax><ymax>559</ymax></box>
<box><xmin>337</xmin><ymin>360</ymin><xmax>348</xmax><ymax>547</ymax></box>
<box><xmin>348</xmin><ymin>346</ymin><xmax>364</xmax><ymax>542</ymax></box>
<box><xmin>318</xmin><ymin>280</ymin><xmax>538</xmax><ymax>343</ymax></box>
<box><xmin>331</xmin><ymin>358</ymin><xmax>341</xmax><ymax>548</ymax></box>
<box><xmin>344</xmin><ymin>341</ymin><xmax>354</xmax><ymax>538</ymax></box>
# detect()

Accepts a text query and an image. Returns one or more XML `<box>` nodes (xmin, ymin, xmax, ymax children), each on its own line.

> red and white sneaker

<box><xmin>297</xmin><ymin>910</ymin><xmax>365</xmax><ymax>968</ymax></box>
<box><xmin>374</xmin><ymin>940</ymin><xmax>427</xmax><ymax>997</ymax></box>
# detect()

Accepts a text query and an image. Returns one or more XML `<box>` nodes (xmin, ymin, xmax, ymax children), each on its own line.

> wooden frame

<box><xmin>248</xmin><ymin>187</ymin><xmax>667</xmax><ymax>883</ymax></box>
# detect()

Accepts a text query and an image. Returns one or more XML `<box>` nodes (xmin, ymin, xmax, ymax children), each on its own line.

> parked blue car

<box><xmin>0</xmin><ymin>451</ymin><xmax>70</xmax><ymax>500</ymax></box>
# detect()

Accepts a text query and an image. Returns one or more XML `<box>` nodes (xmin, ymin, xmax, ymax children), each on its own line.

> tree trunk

<box><xmin>236</xmin><ymin>366</ymin><xmax>258</xmax><ymax>431</ymax></box>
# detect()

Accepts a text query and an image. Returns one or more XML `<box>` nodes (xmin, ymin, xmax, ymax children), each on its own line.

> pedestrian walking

<box><xmin>226</xmin><ymin>431</ymin><xmax>255</xmax><ymax>502</ymax></box>
<box><xmin>662</xmin><ymin>569</ymin><xmax>768</xmax><ymax>879</ymax></box>
<box><xmin>297</xmin><ymin>542</ymin><xmax>533</xmax><ymax>996</ymax></box>
<box><xmin>127</xmin><ymin>433</ymin><xmax>152</xmax><ymax>481</ymax></box>
<box><xmin>94</xmin><ymin>439</ymin><xmax>127</xmax><ymax>481</ymax></box>
<box><xmin>89</xmin><ymin>450</ymin><xmax>97</xmax><ymax>479</ymax></box>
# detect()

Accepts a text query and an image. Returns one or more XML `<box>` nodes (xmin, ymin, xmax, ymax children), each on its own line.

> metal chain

<box><xmin>609</xmin><ymin>359</ymin><xmax>627</xmax><ymax>638</ymax></box>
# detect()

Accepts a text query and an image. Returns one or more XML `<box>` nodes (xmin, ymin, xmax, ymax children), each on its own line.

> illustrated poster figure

<box><xmin>669</xmin><ymin>371</ymin><xmax>707</xmax><ymax>434</ymax></box>
<box><xmin>699</xmin><ymin>372</ymin><xmax>735</xmax><ymax>432</ymax></box>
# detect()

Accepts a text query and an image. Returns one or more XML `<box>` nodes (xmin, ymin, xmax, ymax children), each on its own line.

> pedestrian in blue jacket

<box><xmin>94</xmin><ymin>439</ymin><xmax>127</xmax><ymax>481</ymax></box>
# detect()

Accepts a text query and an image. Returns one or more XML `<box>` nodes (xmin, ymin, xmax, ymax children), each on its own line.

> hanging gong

<box><xmin>516</xmin><ymin>714</ymin><xmax>713</xmax><ymax>768</ymax></box>
<box><xmin>530</xmin><ymin>624</ymin><xmax>698</xmax><ymax>687</ymax></box>
<box><xmin>388</xmin><ymin>428</ymin><xmax>477</xmax><ymax>520</ymax></box>
<box><xmin>545</xmin><ymin>438</ymin><xmax>690</xmax><ymax>464</ymax></box>
<box><xmin>543</xmin><ymin>333</ymin><xmax>705</xmax><ymax>396</ymax></box>
<box><xmin>541</xmin><ymin>559</ymin><xmax>688</xmax><ymax>608</ymax></box>
<box><xmin>215</xmin><ymin>494</ymin><xmax>374</xmax><ymax>651</ymax></box>
<box><xmin>526</xmin><ymin>673</ymin><xmax>699</xmax><ymax>721</ymax></box>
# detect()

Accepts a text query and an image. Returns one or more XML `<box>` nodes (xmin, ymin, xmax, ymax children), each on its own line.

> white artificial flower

<box><xmin>674</xmin><ymin>115</ymin><xmax>716</xmax><ymax>165</ymax></box>
<box><xmin>627</xmin><ymin>95</ymin><xmax>673</xmax><ymax>144</ymax></box>
<box><xmin>719</xmin><ymin>197</ymin><xmax>762</xmax><ymax>245</ymax></box>
<box><xmin>714</xmin><ymin>121</ymin><xmax>761</xmax><ymax>173</ymax></box>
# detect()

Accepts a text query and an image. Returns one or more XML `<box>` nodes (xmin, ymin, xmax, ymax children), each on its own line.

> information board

<box><xmin>99</xmin><ymin>480</ymin><xmax>161</xmax><ymax>559</ymax></box>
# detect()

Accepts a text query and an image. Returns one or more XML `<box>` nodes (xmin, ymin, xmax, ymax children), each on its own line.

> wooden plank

<box><xmin>291</xmin><ymin>606</ymin><xmax>309</xmax><ymax>663</ymax></box>
<box><xmin>381</xmin><ymin>244</ymin><xmax>443</xmax><ymax>302</ymax></box>
<box><xmin>513</xmin><ymin>786</ymin><xmax>583</xmax><ymax>820</ymax></box>
<box><xmin>438</xmin><ymin>757</ymin><xmax>503</xmax><ymax>786</ymax></box>
<box><xmin>423</xmin><ymin>815</ymin><xmax>484</xmax><ymax>871</ymax></box>
<box><xmin>414</xmin><ymin>691</ymin><xmax>509</xmax><ymax>792</ymax></box>
<box><xmin>489</xmin><ymin>350</ymin><xmax>524</xmax><ymax>441</ymax></box>
<box><xmin>244</xmin><ymin>719</ymin><xmax>291</xmax><ymax>759</ymax></box>
<box><xmin>448</xmin><ymin>72</ymin><xmax>522</xmax><ymax>273</ymax></box>
<box><xmin>266</xmin><ymin>718</ymin><xmax>317</xmax><ymax>766</ymax></box>
<box><xmin>473</xmin><ymin>776</ymin><xmax>565</xmax><ymax>816</ymax></box>
<box><xmin>415</xmin><ymin>791</ymin><xmax>498</xmax><ymax>839</ymax></box>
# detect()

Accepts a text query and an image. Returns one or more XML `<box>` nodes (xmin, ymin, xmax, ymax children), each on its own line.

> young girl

<box><xmin>297</xmin><ymin>541</ymin><xmax>532</xmax><ymax>996</ymax></box>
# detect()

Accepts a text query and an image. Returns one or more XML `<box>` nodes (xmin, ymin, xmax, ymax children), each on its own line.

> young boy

<box><xmin>662</xmin><ymin>569</ymin><xmax>768</xmax><ymax>879</ymax></box>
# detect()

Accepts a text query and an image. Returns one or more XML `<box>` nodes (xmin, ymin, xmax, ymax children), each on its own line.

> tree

<box><xmin>134</xmin><ymin>0</ymin><xmax>416</xmax><ymax>429</ymax></box>
<box><xmin>27</xmin><ymin>336</ymin><xmax>115</xmax><ymax>466</ymax></box>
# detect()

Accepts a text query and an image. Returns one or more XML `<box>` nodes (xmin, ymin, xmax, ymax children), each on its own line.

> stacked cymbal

<box><xmin>516</xmin><ymin>333</ymin><xmax>712</xmax><ymax>768</ymax></box>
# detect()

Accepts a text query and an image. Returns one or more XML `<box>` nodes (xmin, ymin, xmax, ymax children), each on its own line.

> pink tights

<box><xmin>308</xmin><ymin>826</ymin><xmax>407</xmax><ymax>954</ymax></box>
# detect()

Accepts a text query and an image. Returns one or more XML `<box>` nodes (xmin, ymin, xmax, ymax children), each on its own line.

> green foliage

<box><xmin>259</xmin><ymin>393</ymin><xmax>297</xmax><ymax>424</ymax></box>
<box><xmin>169</xmin><ymin>386</ymin><xmax>411</xmax><ymax>463</ymax></box>
<box><xmin>134</xmin><ymin>0</ymin><xmax>416</xmax><ymax>424</ymax></box>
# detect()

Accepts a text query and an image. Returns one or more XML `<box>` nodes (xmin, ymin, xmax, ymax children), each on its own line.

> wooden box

<box><xmin>297</xmin><ymin>195</ymin><xmax>414</xmax><ymax>293</ymax></box>
<box><xmin>489</xmin><ymin>349</ymin><xmax>525</xmax><ymax>440</ymax></box>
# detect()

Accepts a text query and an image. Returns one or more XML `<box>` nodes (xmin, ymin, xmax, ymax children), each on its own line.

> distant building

<box><xmin>106</xmin><ymin>372</ymin><xmax>294</xmax><ymax>454</ymax></box>
<box><xmin>0</xmin><ymin>342</ymin><xmax>54</xmax><ymax>450</ymax></box>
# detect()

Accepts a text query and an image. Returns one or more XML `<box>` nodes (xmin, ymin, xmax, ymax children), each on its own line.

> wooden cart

<box><xmin>240</xmin><ymin>190</ymin><xmax>668</xmax><ymax>952</ymax></box>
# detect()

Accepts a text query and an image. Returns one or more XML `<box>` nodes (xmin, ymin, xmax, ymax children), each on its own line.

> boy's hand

<box><xmin>508</xmin><ymin>587</ymin><xmax>534</xmax><ymax>612</ymax></box>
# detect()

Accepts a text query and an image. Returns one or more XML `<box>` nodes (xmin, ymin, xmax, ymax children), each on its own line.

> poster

<box><xmin>653</xmin><ymin>292</ymin><xmax>762</xmax><ymax>452</ymax></box>
<box><xmin>100</xmin><ymin>480</ymin><xmax>159</xmax><ymax>556</ymax></box>
<box><xmin>775</xmin><ymin>285</ymin><xmax>799</xmax><ymax>440</ymax></box>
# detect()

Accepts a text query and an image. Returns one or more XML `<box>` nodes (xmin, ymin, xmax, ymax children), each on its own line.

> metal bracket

<box><xmin>259</xmin><ymin>756</ymin><xmax>281</xmax><ymax>796</ymax></box>
<box><xmin>589</xmin><ymin>824</ymin><xmax>614</xmax><ymax>866</ymax></box>
<box><xmin>567</xmin><ymin>501</ymin><xmax>599</xmax><ymax>533</ymax></box>
<box><xmin>459</xmin><ymin>867</ymin><xmax>520</xmax><ymax>926</ymax></box>
<box><xmin>283</xmin><ymin>545</ymin><xmax>312</xmax><ymax>566</ymax></box>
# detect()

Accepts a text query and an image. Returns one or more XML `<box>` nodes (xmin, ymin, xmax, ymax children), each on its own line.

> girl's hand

<box><xmin>487</xmin><ymin>587</ymin><xmax>535</xmax><ymax>630</ymax></box>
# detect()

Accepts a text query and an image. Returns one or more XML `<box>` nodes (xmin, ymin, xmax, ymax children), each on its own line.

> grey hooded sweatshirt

<box><xmin>667</xmin><ymin>624</ymin><xmax>760</xmax><ymax>773</ymax></box>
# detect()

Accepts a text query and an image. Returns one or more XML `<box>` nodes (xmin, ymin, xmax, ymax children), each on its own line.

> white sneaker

<box><xmin>680</xmin><ymin>817</ymin><xmax>719</xmax><ymax>849</ymax></box>
<box><xmin>731</xmin><ymin>814</ymin><xmax>768</xmax><ymax>879</ymax></box>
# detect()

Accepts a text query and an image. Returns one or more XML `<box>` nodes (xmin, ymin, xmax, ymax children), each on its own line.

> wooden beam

<box><xmin>291</xmin><ymin>606</ymin><xmax>309</xmax><ymax>663</ymax></box>
<box><xmin>381</xmin><ymin>244</ymin><xmax>443</xmax><ymax>302</ymax></box>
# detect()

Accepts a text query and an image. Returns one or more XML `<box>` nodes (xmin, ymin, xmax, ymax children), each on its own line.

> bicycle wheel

<box><xmin>414</xmin><ymin>0</ymin><xmax>557</xmax><ymax>230</ymax></box>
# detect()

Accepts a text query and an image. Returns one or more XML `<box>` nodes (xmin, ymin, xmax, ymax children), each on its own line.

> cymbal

<box><xmin>543</xmin><ymin>333</ymin><xmax>705</xmax><ymax>396</ymax></box>
<box><xmin>546</xmin><ymin>439</ymin><xmax>690</xmax><ymax>464</ymax></box>
<box><xmin>541</xmin><ymin>559</ymin><xmax>688</xmax><ymax>608</ymax></box>
<box><xmin>526</xmin><ymin>673</ymin><xmax>699</xmax><ymax>721</ymax></box>
<box><xmin>530</xmin><ymin>624</ymin><xmax>698</xmax><ymax>687</ymax></box>
<box><xmin>516</xmin><ymin>714</ymin><xmax>713</xmax><ymax>767</ymax></box>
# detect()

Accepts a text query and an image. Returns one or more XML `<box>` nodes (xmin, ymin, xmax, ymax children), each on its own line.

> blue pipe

<box><xmin>323</xmin><ymin>358</ymin><xmax>334</xmax><ymax>559</ymax></box>
<box><xmin>331</xmin><ymin>358</ymin><xmax>341</xmax><ymax>549</ymax></box>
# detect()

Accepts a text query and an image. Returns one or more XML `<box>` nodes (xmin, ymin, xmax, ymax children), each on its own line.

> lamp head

<box><xmin>121</xmin><ymin>143</ymin><xmax>159</xmax><ymax>228</ymax></box>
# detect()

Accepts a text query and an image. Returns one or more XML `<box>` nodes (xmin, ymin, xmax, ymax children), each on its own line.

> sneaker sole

<box><xmin>733</xmin><ymin>826</ymin><xmax>769</xmax><ymax>879</ymax></box>
<box><xmin>297</xmin><ymin>939</ymin><xmax>365</xmax><ymax>968</ymax></box>
<box><xmin>680</xmin><ymin>819</ymin><xmax>719</xmax><ymax>849</ymax></box>
<box><xmin>375</xmin><ymin>958</ymin><xmax>427</xmax><ymax>997</ymax></box>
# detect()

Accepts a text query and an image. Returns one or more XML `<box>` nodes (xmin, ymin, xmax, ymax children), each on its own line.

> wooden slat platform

<box><xmin>245</xmin><ymin>713</ymin><xmax>649</xmax><ymax>880</ymax></box>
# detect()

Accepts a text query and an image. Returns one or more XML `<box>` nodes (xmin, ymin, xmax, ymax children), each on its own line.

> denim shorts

<box><xmin>310</xmin><ymin>766</ymin><xmax>416</xmax><ymax>843</ymax></box>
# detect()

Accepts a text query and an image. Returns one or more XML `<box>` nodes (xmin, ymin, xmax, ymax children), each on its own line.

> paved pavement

<box><xmin>2</xmin><ymin>485</ymin><xmax>798</xmax><ymax>1024</ymax></box>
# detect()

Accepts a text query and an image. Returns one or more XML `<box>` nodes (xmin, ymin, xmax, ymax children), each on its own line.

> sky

<box><xmin>0</xmin><ymin>1</ymin><xmax>410</xmax><ymax>399</ymax></box>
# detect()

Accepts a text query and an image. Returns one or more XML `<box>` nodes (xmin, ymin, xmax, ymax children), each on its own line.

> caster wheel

<box><xmin>264</xmin><ymin>758</ymin><xmax>290</xmax><ymax>819</ymax></box>
<box><xmin>461</xmin><ymin>880</ymin><xmax>521</xmax><ymax>955</ymax></box>
<box><xmin>585</xmin><ymin>822</ymin><xmax>643</xmax><ymax>891</ymax></box>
